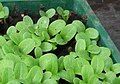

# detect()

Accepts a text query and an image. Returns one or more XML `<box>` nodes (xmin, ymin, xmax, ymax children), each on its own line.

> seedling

<box><xmin>56</xmin><ymin>6</ymin><xmax>70</xmax><ymax>21</ymax></box>
<box><xmin>39</xmin><ymin>8</ymin><xmax>56</xmax><ymax>18</ymax></box>
<box><xmin>0</xmin><ymin>7</ymin><xmax>120</xmax><ymax>84</ymax></box>
<box><xmin>0</xmin><ymin>3</ymin><xmax>9</xmax><ymax>23</ymax></box>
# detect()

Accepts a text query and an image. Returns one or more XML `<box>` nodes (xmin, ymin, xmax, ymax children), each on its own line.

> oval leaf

<box><xmin>14</xmin><ymin>62</ymin><xmax>28</xmax><ymax>81</ymax></box>
<box><xmin>72</xmin><ymin>20</ymin><xmax>85</xmax><ymax>33</ymax></box>
<box><xmin>40</xmin><ymin>42</ymin><xmax>52</xmax><ymax>52</ymax></box>
<box><xmin>81</xmin><ymin>65</ymin><xmax>94</xmax><ymax>82</ymax></box>
<box><xmin>37</xmin><ymin>16</ymin><xmax>49</xmax><ymax>29</ymax></box>
<box><xmin>85</xmin><ymin>28</ymin><xmax>99</xmax><ymax>39</ymax></box>
<box><xmin>75</xmin><ymin>39</ymin><xmax>86</xmax><ymax>52</ymax></box>
<box><xmin>48</xmin><ymin>19</ymin><xmax>66</xmax><ymax>36</ymax></box>
<box><xmin>39</xmin><ymin>53</ymin><xmax>58</xmax><ymax>74</ymax></box>
<box><xmin>19</xmin><ymin>38</ymin><xmax>35</xmax><ymax>54</ymax></box>
<box><xmin>60</xmin><ymin>24</ymin><xmax>77</xmax><ymax>42</ymax></box>
<box><xmin>46</xmin><ymin>8</ymin><xmax>56</xmax><ymax>18</ymax></box>
<box><xmin>25</xmin><ymin>66</ymin><xmax>43</xmax><ymax>84</ymax></box>
<box><xmin>91</xmin><ymin>56</ymin><xmax>104</xmax><ymax>74</ymax></box>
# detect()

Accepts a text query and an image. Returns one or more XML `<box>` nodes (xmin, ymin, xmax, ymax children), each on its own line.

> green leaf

<box><xmin>63</xmin><ymin>55</ymin><xmax>75</xmax><ymax>71</ymax></box>
<box><xmin>97</xmin><ymin>73</ymin><xmax>106</xmax><ymax>80</ymax></box>
<box><xmin>58</xmin><ymin>56</ymin><xmax>64</xmax><ymax>71</ymax></box>
<box><xmin>7</xmin><ymin>80</ymin><xmax>20</xmax><ymax>84</ymax></box>
<box><xmin>2</xmin><ymin>43</ymin><xmax>14</xmax><ymax>54</ymax></box>
<box><xmin>14</xmin><ymin>62</ymin><xmax>28</xmax><ymax>81</ymax></box>
<box><xmin>32</xmin><ymin>34</ymin><xmax>41</xmax><ymax>47</ymax></box>
<box><xmin>37</xmin><ymin>16</ymin><xmax>49</xmax><ymax>29</ymax></box>
<box><xmin>3</xmin><ymin>6</ymin><xmax>9</xmax><ymax>18</ymax></box>
<box><xmin>85</xmin><ymin>28</ymin><xmax>99</xmax><ymax>39</ymax></box>
<box><xmin>72</xmin><ymin>20</ymin><xmax>85</xmax><ymax>33</ymax></box>
<box><xmin>105</xmin><ymin>71</ymin><xmax>116</xmax><ymax>83</ymax></box>
<box><xmin>87</xmin><ymin>44</ymin><xmax>101</xmax><ymax>54</ymax></box>
<box><xmin>73</xmin><ymin>78</ymin><xmax>86</xmax><ymax>84</ymax></box>
<box><xmin>74</xmin><ymin>58</ymin><xmax>90</xmax><ymax>75</ymax></box>
<box><xmin>39</xmin><ymin>10</ymin><xmax>46</xmax><ymax>16</ymax></box>
<box><xmin>40</xmin><ymin>42</ymin><xmax>52</xmax><ymax>52</ymax></box>
<box><xmin>15</xmin><ymin>21</ymin><xmax>27</xmax><ymax>31</ymax></box>
<box><xmin>22</xmin><ymin>55</ymin><xmax>37</xmax><ymax>69</ymax></box>
<box><xmin>39</xmin><ymin>53</ymin><xmax>58</xmax><ymax>74</ymax></box>
<box><xmin>0</xmin><ymin>48</ymin><xmax>5</xmax><ymax>60</ymax></box>
<box><xmin>42</xmin><ymin>71</ymin><xmax>52</xmax><ymax>82</ymax></box>
<box><xmin>42</xmin><ymin>30</ymin><xmax>50</xmax><ymax>41</ymax></box>
<box><xmin>58</xmin><ymin>70</ymin><xmax>75</xmax><ymax>83</ymax></box>
<box><xmin>19</xmin><ymin>38</ymin><xmax>35</xmax><ymax>54</ymax></box>
<box><xmin>88</xmin><ymin>75</ymin><xmax>101</xmax><ymax>84</ymax></box>
<box><xmin>23</xmin><ymin>32</ymin><xmax>31</xmax><ymax>39</ymax></box>
<box><xmin>91</xmin><ymin>56</ymin><xmax>104</xmax><ymax>74</ymax></box>
<box><xmin>0</xmin><ymin>59</ymin><xmax>14</xmax><ymax>75</ymax></box>
<box><xmin>75</xmin><ymin>32</ymin><xmax>91</xmax><ymax>46</ymax></box>
<box><xmin>1</xmin><ymin>68</ymin><xmax>15</xmax><ymax>84</ymax></box>
<box><xmin>0</xmin><ymin>3</ymin><xmax>3</xmax><ymax>11</ymax></box>
<box><xmin>0</xmin><ymin>36</ymin><xmax>6</xmax><ymax>47</ymax></box>
<box><xmin>3</xmin><ymin>35</ymin><xmax>10</xmax><ymax>40</ymax></box>
<box><xmin>56</xmin><ymin>6</ymin><xmax>64</xmax><ymax>15</ymax></box>
<box><xmin>75</xmin><ymin>39</ymin><xmax>86</xmax><ymax>52</ymax></box>
<box><xmin>13</xmin><ymin>45</ymin><xmax>22</xmax><ymax>56</ymax></box>
<box><xmin>62</xmin><ymin>10</ymin><xmax>70</xmax><ymax>21</ymax></box>
<box><xmin>112</xmin><ymin>78</ymin><xmax>120</xmax><ymax>84</ymax></box>
<box><xmin>9</xmin><ymin>33</ymin><xmax>23</xmax><ymax>45</ymax></box>
<box><xmin>48</xmin><ymin>38</ymin><xmax>56</xmax><ymax>43</ymax></box>
<box><xmin>102</xmin><ymin>81</ymin><xmax>111</xmax><ymax>84</ymax></box>
<box><xmin>4</xmin><ymin>53</ymin><xmax>21</xmax><ymax>64</ymax></box>
<box><xmin>34</xmin><ymin>29</ymin><xmax>45</xmax><ymax>41</ymax></box>
<box><xmin>23</xmin><ymin>15</ymin><xmax>33</xmax><ymax>26</ymax></box>
<box><xmin>76</xmin><ymin>50</ymin><xmax>91</xmax><ymax>60</ymax></box>
<box><xmin>25</xmin><ymin>66</ymin><xmax>43</xmax><ymax>84</ymax></box>
<box><xmin>27</xmin><ymin>25</ymin><xmax>36</xmax><ymax>34</ymax></box>
<box><xmin>73</xmin><ymin>78</ymin><xmax>81</xmax><ymax>84</ymax></box>
<box><xmin>69</xmin><ymin>52</ymin><xmax>78</xmax><ymax>58</ymax></box>
<box><xmin>81</xmin><ymin>65</ymin><xmax>94</xmax><ymax>82</ymax></box>
<box><xmin>0</xmin><ymin>11</ymin><xmax>4</xmax><ymax>18</ymax></box>
<box><xmin>91</xmin><ymin>40</ymin><xmax>97</xmax><ymax>45</ymax></box>
<box><xmin>60</xmin><ymin>24</ymin><xmax>77</xmax><ymax>42</ymax></box>
<box><xmin>51</xmin><ymin>75</ymin><xmax>60</xmax><ymax>81</ymax></box>
<box><xmin>55</xmin><ymin>34</ymin><xmax>66</xmax><ymax>45</ymax></box>
<box><xmin>42</xmin><ymin>79</ymin><xmax>57</xmax><ymax>84</ymax></box>
<box><xmin>98</xmin><ymin>47</ymin><xmax>111</xmax><ymax>60</ymax></box>
<box><xmin>7</xmin><ymin>26</ymin><xmax>17</xmax><ymax>36</ymax></box>
<box><xmin>46</xmin><ymin>8</ymin><xmax>56</xmax><ymax>18</ymax></box>
<box><xmin>48</xmin><ymin>19</ymin><xmax>66</xmax><ymax>36</ymax></box>
<box><xmin>51</xmin><ymin>43</ymin><xmax>57</xmax><ymax>50</ymax></box>
<box><xmin>104</xmin><ymin>57</ymin><xmax>113</xmax><ymax>72</ymax></box>
<box><xmin>34</xmin><ymin>47</ymin><xmax>42</xmax><ymax>58</ymax></box>
<box><xmin>111</xmin><ymin>63</ymin><xmax>120</xmax><ymax>74</ymax></box>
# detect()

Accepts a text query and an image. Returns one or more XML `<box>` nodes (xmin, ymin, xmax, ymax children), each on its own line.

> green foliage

<box><xmin>0</xmin><ymin>3</ymin><xmax>9</xmax><ymax>20</ymax></box>
<box><xmin>0</xmin><ymin>7</ymin><xmax>119</xmax><ymax>84</ymax></box>
<box><xmin>39</xmin><ymin>53</ymin><xmax>58</xmax><ymax>75</ymax></box>
<box><xmin>48</xmin><ymin>19</ymin><xmax>66</xmax><ymax>36</ymax></box>
<box><xmin>39</xmin><ymin>8</ymin><xmax>56</xmax><ymax>18</ymax></box>
<box><xmin>56</xmin><ymin>7</ymin><xmax>70</xmax><ymax>21</ymax></box>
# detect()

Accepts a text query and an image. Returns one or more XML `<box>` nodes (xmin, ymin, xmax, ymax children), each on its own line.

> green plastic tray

<box><xmin>1</xmin><ymin>0</ymin><xmax>120</xmax><ymax>63</ymax></box>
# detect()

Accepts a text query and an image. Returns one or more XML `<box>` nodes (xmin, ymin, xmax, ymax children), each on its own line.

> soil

<box><xmin>87</xmin><ymin>0</ymin><xmax>120</xmax><ymax>51</ymax></box>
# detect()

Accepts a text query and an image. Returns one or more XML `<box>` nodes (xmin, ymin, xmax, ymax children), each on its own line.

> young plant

<box><xmin>39</xmin><ymin>8</ymin><xmax>56</xmax><ymax>18</ymax></box>
<box><xmin>0</xmin><ymin>3</ymin><xmax>9</xmax><ymax>23</ymax></box>
<box><xmin>0</xmin><ymin>7</ymin><xmax>120</xmax><ymax>84</ymax></box>
<box><xmin>56</xmin><ymin>6</ymin><xmax>70</xmax><ymax>21</ymax></box>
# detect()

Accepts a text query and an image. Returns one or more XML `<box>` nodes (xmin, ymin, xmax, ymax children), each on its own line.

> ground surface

<box><xmin>87</xmin><ymin>0</ymin><xmax>120</xmax><ymax>51</ymax></box>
